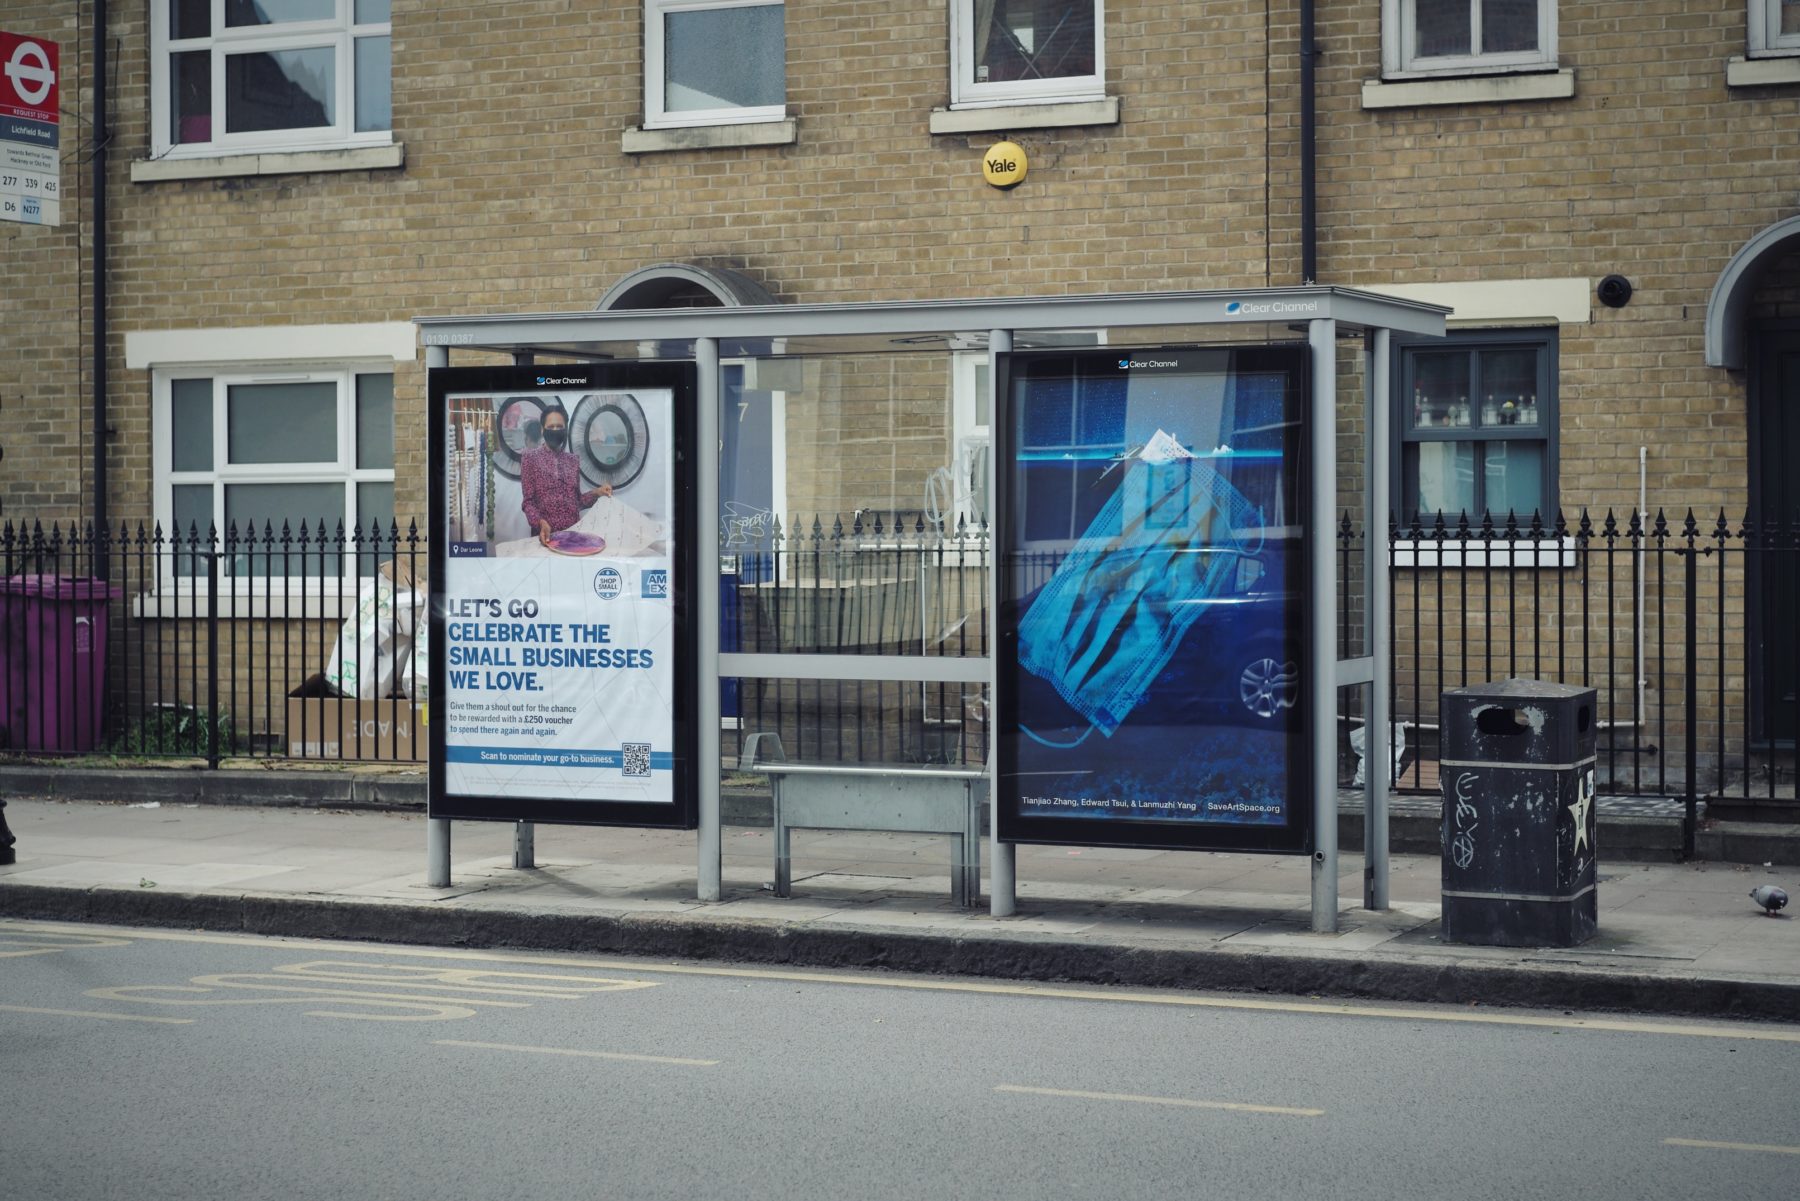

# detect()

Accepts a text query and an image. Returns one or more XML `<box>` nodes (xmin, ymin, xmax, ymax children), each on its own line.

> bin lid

<box><xmin>1442</xmin><ymin>678</ymin><xmax>1594</xmax><ymax>702</ymax></box>
<box><xmin>1441</xmin><ymin>677</ymin><xmax>1597</xmax><ymax>765</ymax></box>
<box><xmin>0</xmin><ymin>574</ymin><xmax>125</xmax><ymax>601</ymax></box>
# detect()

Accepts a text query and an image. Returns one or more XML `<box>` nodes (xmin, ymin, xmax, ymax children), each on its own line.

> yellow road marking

<box><xmin>996</xmin><ymin>1084</ymin><xmax>1322</xmax><ymax>1118</ymax></box>
<box><xmin>434</xmin><ymin>1039</ymin><xmax>718</xmax><ymax>1067</ymax></box>
<box><xmin>84</xmin><ymin>981</ymin><xmax>500</xmax><ymax>1022</ymax></box>
<box><xmin>0</xmin><ymin>930</ymin><xmax>133</xmax><ymax>958</ymax></box>
<box><xmin>268</xmin><ymin>960</ymin><xmax>657</xmax><ymax>998</ymax></box>
<box><xmin>8</xmin><ymin>919</ymin><xmax>1800</xmax><ymax>1044</ymax></box>
<box><xmin>1664</xmin><ymin>1138</ymin><xmax>1800</xmax><ymax>1156</ymax></box>
<box><xmin>0</xmin><ymin>1002</ymin><xmax>194</xmax><ymax>1025</ymax></box>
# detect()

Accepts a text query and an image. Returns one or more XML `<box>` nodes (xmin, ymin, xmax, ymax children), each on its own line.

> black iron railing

<box><xmin>0</xmin><ymin>519</ymin><xmax>426</xmax><ymax>765</ymax></box>
<box><xmin>2</xmin><ymin>510</ymin><xmax>1794</xmax><ymax>830</ymax></box>
<box><xmin>1368</xmin><ymin>509</ymin><xmax>1798</xmax><ymax>829</ymax></box>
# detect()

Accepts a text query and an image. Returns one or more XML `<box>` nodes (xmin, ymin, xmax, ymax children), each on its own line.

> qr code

<box><xmin>622</xmin><ymin>743</ymin><xmax>652</xmax><ymax>778</ymax></box>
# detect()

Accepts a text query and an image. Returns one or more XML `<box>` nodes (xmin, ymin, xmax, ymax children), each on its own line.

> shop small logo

<box><xmin>592</xmin><ymin>567</ymin><xmax>623</xmax><ymax>600</ymax></box>
<box><xmin>642</xmin><ymin>568</ymin><xmax>668</xmax><ymax>599</ymax></box>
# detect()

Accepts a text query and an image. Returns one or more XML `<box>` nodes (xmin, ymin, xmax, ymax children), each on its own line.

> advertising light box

<box><xmin>995</xmin><ymin>346</ymin><xmax>1313</xmax><ymax>853</ymax></box>
<box><xmin>428</xmin><ymin>363</ymin><xmax>697</xmax><ymax>828</ymax></box>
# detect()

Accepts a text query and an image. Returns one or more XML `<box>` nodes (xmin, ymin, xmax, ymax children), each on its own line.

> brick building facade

<box><xmin>2</xmin><ymin>2</ymin><xmax>1795</xmax><ymax>790</ymax></box>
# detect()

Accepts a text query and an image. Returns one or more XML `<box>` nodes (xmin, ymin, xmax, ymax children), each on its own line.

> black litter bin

<box><xmin>1440</xmin><ymin>679</ymin><xmax>1598</xmax><ymax>947</ymax></box>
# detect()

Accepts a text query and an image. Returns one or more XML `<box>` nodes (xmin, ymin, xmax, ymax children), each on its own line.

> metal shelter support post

<box><xmin>1364</xmin><ymin>329</ymin><xmax>1392</xmax><ymax>910</ymax></box>
<box><xmin>1309</xmin><ymin>319</ymin><xmax>1339</xmax><ymax>933</ymax></box>
<box><xmin>696</xmin><ymin>337</ymin><xmax>724</xmax><ymax>901</ymax></box>
<box><xmin>987</xmin><ymin>328</ymin><xmax>1016</xmax><ymax>918</ymax></box>
<box><xmin>512</xmin><ymin>348</ymin><xmax>536</xmax><ymax>867</ymax></box>
<box><xmin>426</xmin><ymin>343</ymin><xmax>453</xmax><ymax>889</ymax></box>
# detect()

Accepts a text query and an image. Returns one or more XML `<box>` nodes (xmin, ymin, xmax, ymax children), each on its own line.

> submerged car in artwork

<box><xmin>1010</xmin><ymin>533</ymin><xmax>1301</xmax><ymax>740</ymax></box>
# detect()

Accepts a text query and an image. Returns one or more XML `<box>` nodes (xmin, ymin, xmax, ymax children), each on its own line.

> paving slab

<box><xmin>1</xmin><ymin>798</ymin><xmax>1796</xmax><ymax>1022</ymax></box>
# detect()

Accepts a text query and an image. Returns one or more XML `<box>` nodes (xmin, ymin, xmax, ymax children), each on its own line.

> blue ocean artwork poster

<box><xmin>997</xmin><ymin>346</ymin><xmax>1310</xmax><ymax>849</ymax></box>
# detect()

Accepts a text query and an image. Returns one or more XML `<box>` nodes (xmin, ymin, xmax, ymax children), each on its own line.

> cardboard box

<box><xmin>286</xmin><ymin>674</ymin><xmax>426</xmax><ymax>762</ymax></box>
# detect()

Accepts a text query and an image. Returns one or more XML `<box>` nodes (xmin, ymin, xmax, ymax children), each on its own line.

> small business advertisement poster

<box><xmin>995</xmin><ymin>346</ymin><xmax>1312</xmax><ymax>854</ymax></box>
<box><xmin>428</xmin><ymin>363</ymin><xmax>697</xmax><ymax>828</ymax></box>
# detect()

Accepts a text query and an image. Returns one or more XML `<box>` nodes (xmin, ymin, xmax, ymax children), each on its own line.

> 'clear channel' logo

<box><xmin>1226</xmin><ymin>299</ymin><xmax>1320</xmax><ymax>316</ymax></box>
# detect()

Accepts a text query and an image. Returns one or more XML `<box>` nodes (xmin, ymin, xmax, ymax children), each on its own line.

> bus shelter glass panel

<box><xmin>996</xmin><ymin>346</ymin><xmax>1313</xmax><ymax>853</ymax></box>
<box><xmin>721</xmin><ymin>350</ymin><xmax>988</xmax><ymax>766</ymax></box>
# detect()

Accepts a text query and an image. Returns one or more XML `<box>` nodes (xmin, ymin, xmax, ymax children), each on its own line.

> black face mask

<box><xmin>543</xmin><ymin>428</ymin><xmax>568</xmax><ymax>450</ymax></box>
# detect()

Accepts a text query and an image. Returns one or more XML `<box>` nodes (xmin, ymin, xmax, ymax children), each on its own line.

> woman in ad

<box><xmin>522</xmin><ymin>402</ymin><xmax>612</xmax><ymax>546</ymax></box>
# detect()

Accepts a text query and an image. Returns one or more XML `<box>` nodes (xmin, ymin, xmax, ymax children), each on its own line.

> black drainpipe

<box><xmin>1299</xmin><ymin>0</ymin><xmax>1317</xmax><ymax>284</ymax></box>
<box><xmin>92</xmin><ymin>0</ymin><xmax>110</xmax><ymax>566</ymax></box>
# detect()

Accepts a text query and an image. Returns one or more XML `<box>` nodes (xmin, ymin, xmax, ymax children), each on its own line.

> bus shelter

<box><xmin>416</xmin><ymin>287</ymin><xmax>1447</xmax><ymax>933</ymax></box>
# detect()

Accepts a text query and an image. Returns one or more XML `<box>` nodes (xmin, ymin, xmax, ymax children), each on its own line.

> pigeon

<box><xmin>1749</xmin><ymin>885</ymin><xmax>1788</xmax><ymax>916</ymax></box>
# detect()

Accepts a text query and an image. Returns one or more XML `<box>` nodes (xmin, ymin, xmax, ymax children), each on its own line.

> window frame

<box><xmin>1749</xmin><ymin>0</ymin><xmax>1800</xmax><ymax>57</ymax></box>
<box><xmin>152</xmin><ymin>363</ymin><xmax>398</xmax><ymax>586</ymax></box>
<box><xmin>948</xmin><ymin>351</ymin><xmax>993</xmax><ymax>532</ymax></box>
<box><xmin>1381</xmin><ymin>0</ymin><xmax>1558</xmax><ymax>80</ymax></box>
<box><xmin>949</xmin><ymin>0</ymin><xmax>1106</xmax><ymax>109</ymax></box>
<box><xmin>1390</xmin><ymin>328</ymin><xmax>1560</xmax><ymax>528</ymax></box>
<box><xmin>148</xmin><ymin>0</ymin><xmax>393</xmax><ymax>160</ymax></box>
<box><xmin>643</xmin><ymin>0</ymin><xmax>787</xmax><ymax>130</ymax></box>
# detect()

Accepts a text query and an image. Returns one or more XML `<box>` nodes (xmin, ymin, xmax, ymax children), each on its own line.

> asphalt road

<box><xmin>3</xmin><ymin>920</ymin><xmax>1797</xmax><ymax>1201</ymax></box>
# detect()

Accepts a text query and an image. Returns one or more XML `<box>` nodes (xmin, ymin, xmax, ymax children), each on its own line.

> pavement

<box><xmin>2</xmin><ymin>789</ymin><xmax>1796</xmax><ymax>1023</ymax></box>
<box><xmin>4</xmin><ymin>763</ymin><xmax>1796</xmax><ymax>864</ymax></box>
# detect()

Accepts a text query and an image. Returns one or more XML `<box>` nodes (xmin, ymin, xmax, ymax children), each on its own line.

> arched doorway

<box><xmin>596</xmin><ymin>262</ymin><xmax>777</xmax><ymax>311</ymax></box>
<box><xmin>1708</xmin><ymin>223</ymin><xmax>1800</xmax><ymax>745</ymax></box>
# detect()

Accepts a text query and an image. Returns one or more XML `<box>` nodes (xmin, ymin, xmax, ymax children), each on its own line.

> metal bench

<box><xmin>740</xmin><ymin>734</ymin><xmax>986</xmax><ymax>908</ymax></box>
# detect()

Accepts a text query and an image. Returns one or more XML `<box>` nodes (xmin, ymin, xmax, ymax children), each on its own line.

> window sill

<box><xmin>621</xmin><ymin>120</ymin><xmax>798</xmax><ymax>154</ymax></box>
<box><xmin>131</xmin><ymin>143</ymin><xmax>405</xmax><ymax>183</ymax></box>
<box><xmin>1361</xmin><ymin>69</ymin><xmax>1575</xmax><ymax>110</ymax></box>
<box><xmin>1392</xmin><ymin>537</ymin><xmax>1575</xmax><ymax>569</ymax></box>
<box><xmin>928</xmin><ymin>96</ymin><xmax>1120</xmax><ymax>135</ymax></box>
<box><xmin>1727</xmin><ymin>56</ymin><xmax>1800</xmax><ymax>88</ymax></box>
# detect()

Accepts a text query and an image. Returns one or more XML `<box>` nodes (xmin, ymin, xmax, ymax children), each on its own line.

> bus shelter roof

<box><xmin>415</xmin><ymin>286</ymin><xmax>1447</xmax><ymax>359</ymax></box>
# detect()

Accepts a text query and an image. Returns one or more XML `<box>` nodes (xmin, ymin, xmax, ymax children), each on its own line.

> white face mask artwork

<box><xmin>1015</xmin><ymin>430</ymin><xmax>1262</xmax><ymax>743</ymax></box>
